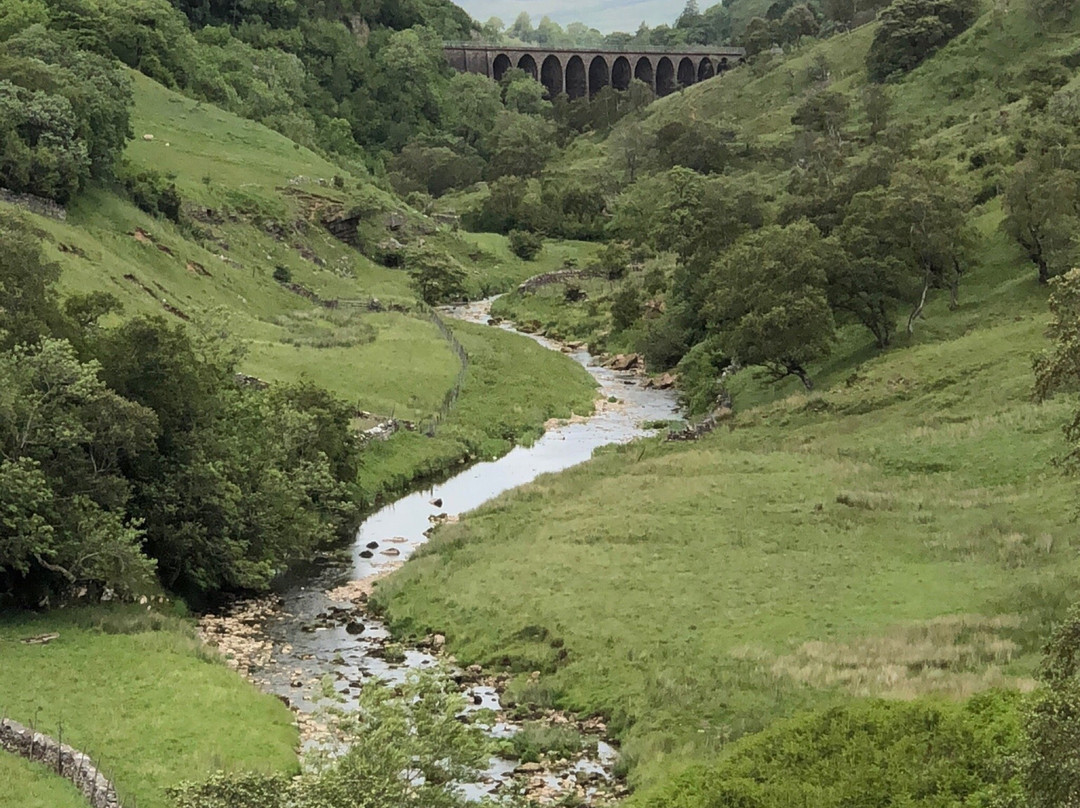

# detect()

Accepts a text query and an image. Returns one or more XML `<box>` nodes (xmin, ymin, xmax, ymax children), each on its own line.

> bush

<box><xmin>272</xmin><ymin>265</ymin><xmax>292</xmax><ymax>283</ymax></box>
<box><xmin>640</xmin><ymin>695</ymin><xmax>1024</xmax><ymax>808</ymax></box>
<box><xmin>508</xmin><ymin>229</ymin><xmax>543</xmax><ymax>261</ymax></box>
<box><xmin>611</xmin><ymin>282</ymin><xmax>643</xmax><ymax>332</ymax></box>
<box><xmin>119</xmin><ymin>163</ymin><xmax>182</xmax><ymax>223</ymax></box>
<box><xmin>506</xmin><ymin>722</ymin><xmax>594</xmax><ymax>763</ymax></box>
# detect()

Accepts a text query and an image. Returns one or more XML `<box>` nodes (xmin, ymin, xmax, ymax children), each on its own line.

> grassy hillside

<box><xmin>376</xmin><ymin>224</ymin><xmax>1074</xmax><ymax>792</ymax></box>
<box><xmin>374</xmin><ymin>2</ymin><xmax>1080</xmax><ymax>798</ymax></box>
<box><xmin>0</xmin><ymin>608</ymin><xmax>298</xmax><ymax>808</ymax></box>
<box><xmin>4</xmin><ymin>70</ymin><xmax>598</xmax><ymax>503</ymax></box>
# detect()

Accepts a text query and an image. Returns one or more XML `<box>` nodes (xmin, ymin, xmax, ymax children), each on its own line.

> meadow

<box><xmin>0</xmin><ymin>608</ymin><xmax>298</xmax><ymax>808</ymax></box>
<box><xmin>374</xmin><ymin>215</ymin><xmax>1080</xmax><ymax>796</ymax></box>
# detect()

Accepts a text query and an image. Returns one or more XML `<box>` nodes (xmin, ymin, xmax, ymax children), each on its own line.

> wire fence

<box><xmin>415</xmin><ymin>304</ymin><xmax>469</xmax><ymax>437</ymax></box>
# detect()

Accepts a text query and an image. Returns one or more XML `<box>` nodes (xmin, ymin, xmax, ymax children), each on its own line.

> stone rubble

<box><xmin>198</xmin><ymin>593</ymin><xmax>628</xmax><ymax>805</ymax></box>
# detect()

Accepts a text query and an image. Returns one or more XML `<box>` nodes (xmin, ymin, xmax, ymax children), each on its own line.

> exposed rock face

<box><xmin>0</xmin><ymin>718</ymin><xmax>121</xmax><ymax>808</ymax></box>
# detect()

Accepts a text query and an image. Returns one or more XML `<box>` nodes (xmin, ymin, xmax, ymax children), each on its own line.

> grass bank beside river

<box><xmin>373</xmin><ymin>234</ymin><xmax>1080</xmax><ymax>796</ymax></box>
<box><xmin>0</xmin><ymin>607</ymin><xmax>298</xmax><ymax>808</ymax></box>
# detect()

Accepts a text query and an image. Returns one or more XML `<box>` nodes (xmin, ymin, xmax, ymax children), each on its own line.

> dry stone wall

<box><xmin>0</xmin><ymin>718</ymin><xmax>121</xmax><ymax>808</ymax></box>
<box><xmin>0</xmin><ymin>188</ymin><xmax>67</xmax><ymax>220</ymax></box>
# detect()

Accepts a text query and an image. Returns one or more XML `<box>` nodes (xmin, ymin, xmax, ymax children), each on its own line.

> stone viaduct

<box><xmin>443</xmin><ymin>45</ymin><xmax>746</xmax><ymax>100</ymax></box>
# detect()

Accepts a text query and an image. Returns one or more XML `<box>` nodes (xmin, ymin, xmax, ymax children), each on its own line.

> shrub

<box><xmin>640</xmin><ymin>695</ymin><xmax>1024</xmax><ymax>808</ymax></box>
<box><xmin>506</xmin><ymin>722</ymin><xmax>594</xmax><ymax>763</ymax></box>
<box><xmin>611</xmin><ymin>282</ymin><xmax>643</xmax><ymax>332</ymax></box>
<box><xmin>119</xmin><ymin>163</ymin><xmax>182</xmax><ymax>223</ymax></box>
<box><xmin>272</xmin><ymin>265</ymin><xmax>292</xmax><ymax>283</ymax></box>
<box><xmin>508</xmin><ymin>229</ymin><xmax>543</xmax><ymax>261</ymax></box>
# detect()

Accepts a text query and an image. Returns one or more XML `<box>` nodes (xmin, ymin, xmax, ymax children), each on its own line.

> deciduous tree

<box><xmin>703</xmin><ymin>220</ymin><xmax>836</xmax><ymax>389</ymax></box>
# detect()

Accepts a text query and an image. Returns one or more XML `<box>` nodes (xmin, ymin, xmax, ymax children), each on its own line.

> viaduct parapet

<box><xmin>443</xmin><ymin>45</ymin><xmax>747</xmax><ymax>99</ymax></box>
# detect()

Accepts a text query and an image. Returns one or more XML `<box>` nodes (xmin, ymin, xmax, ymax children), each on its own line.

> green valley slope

<box><xmin>374</xmin><ymin>2</ymin><xmax>1080</xmax><ymax>800</ymax></box>
<box><xmin>3</xmin><ymin>71</ymin><xmax>597</xmax><ymax>504</ymax></box>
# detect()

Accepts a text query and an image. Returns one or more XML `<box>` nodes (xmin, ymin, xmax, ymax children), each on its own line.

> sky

<box><xmin>453</xmin><ymin>0</ymin><xmax>680</xmax><ymax>34</ymax></box>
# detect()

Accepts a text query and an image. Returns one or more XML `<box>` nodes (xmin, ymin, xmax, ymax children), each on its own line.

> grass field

<box><xmin>358</xmin><ymin>318</ymin><xmax>598</xmax><ymax>501</ymax></box>
<box><xmin>0</xmin><ymin>755</ymin><xmax>87</xmax><ymax>808</ymax></box>
<box><xmin>374</xmin><ymin>207</ymin><xmax>1080</xmax><ymax>796</ymax></box>
<box><xmin>0</xmin><ymin>607</ymin><xmax>298</xmax><ymax>808</ymax></box>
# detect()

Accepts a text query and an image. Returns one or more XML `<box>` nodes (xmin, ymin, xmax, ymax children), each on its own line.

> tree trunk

<box><xmin>1038</xmin><ymin>257</ymin><xmax>1050</xmax><ymax>284</ymax></box>
<box><xmin>791</xmin><ymin>365</ymin><xmax>814</xmax><ymax>390</ymax></box>
<box><xmin>907</xmin><ymin>273</ymin><xmax>931</xmax><ymax>335</ymax></box>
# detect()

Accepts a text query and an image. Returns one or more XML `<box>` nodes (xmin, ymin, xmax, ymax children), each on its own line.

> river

<box><xmin>204</xmin><ymin>298</ymin><xmax>680</xmax><ymax>802</ymax></box>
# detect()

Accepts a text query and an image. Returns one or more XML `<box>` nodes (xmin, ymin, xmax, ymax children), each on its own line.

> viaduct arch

<box><xmin>444</xmin><ymin>45</ymin><xmax>746</xmax><ymax>99</ymax></box>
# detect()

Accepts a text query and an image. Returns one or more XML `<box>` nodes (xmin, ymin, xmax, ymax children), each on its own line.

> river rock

<box><xmin>381</xmin><ymin>548</ymin><xmax>401</xmax><ymax>556</ymax></box>
<box><xmin>606</xmin><ymin>353</ymin><xmax>642</xmax><ymax>371</ymax></box>
<box><xmin>345</xmin><ymin>621</ymin><xmax>365</xmax><ymax>635</ymax></box>
<box><xmin>646</xmin><ymin>372</ymin><xmax>677</xmax><ymax>390</ymax></box>
<box><xmin>359</xmin><ymin>550</ymin><xmax>373</xmax><ymax>559</ymax></box>
<box><xmin>515</xmin><ymin>762</ymin><xmax>544</xmax><ymax>774</ymax></box>
<box><xmin>430</xmin><ymin>497</ymin><xmax>443</xmax><ymax>507</ymax></box>
<box><xmin>366</xmin><ymin>541</ymin><xmax>379</xmax><ymax>549</ymax></box>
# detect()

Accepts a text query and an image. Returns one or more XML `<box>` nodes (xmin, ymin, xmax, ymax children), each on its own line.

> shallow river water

<box><xmin>237</xmin><ymin>299</ymin><xmax>680</xmax><ymax>800</ymax></box>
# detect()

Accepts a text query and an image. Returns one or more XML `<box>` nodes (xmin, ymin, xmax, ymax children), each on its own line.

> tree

<box><xmin>0</xmin><ymin>212</ymin><xmax>63</xmax><ymax>349</ymax></box>
<box><xmin>1024</xmin><ymin>601</ymin><xmax>1080</xmax><ymax>808</ymax></box>
<box><xmin>441</xmin><ymin>72</ymin><xmax>502</xmax><ymax>149</ymax></box>
<box><xmin>866</xmin><ymin>0</ymin><xmax>981</xmax><ymax>83</ymax></box>
<box><xmin>611</xmin><ymin>281</ymin><xmax>643</xmax><ymax>332</ymax></box>
<box><xmin>1035</xmin><ymin>270</ymin><xmax>1080</xmax><ymax>476</ymax></box>
<box><xmin>608</xmin><ymin>118</ymin><xmax>651</xmax><ymax>184</ymax></box>
<box><xmin>838</xmin><ymin>163</ymin><xmax>972</xmax><ymax>333</ymax></box>
<box><xmin>390</xmin><ymin>139</ymin><xmax>484</xmax><ymax>197</ymax></box>
<box><xmin>407</xmin><ymin>247</ymin><xmax>467</xmax><ymax>304</ymax></box>
<box><xmin>611</xmin><ymin>168</ymin><xmax>763</xmax><ymax>270</ymax></box>
<box><xmin>1002</xmin><ymin>157</ymin><xmax>1080</xmax><ymax>284</ymax></box>
<box><xmin>743</xmin><ymin>16</ymin><xmax>775</xmax><ymax>56</ymax></box>
<box><xmin>863</xmin><ymin>85</ymin><xmax>891</xmax><ymax>140</ymax></box>
<box><xmin>1032</xmin><ymin>0</ymin><xmax>1074</xmax><ymax>25</ymax></box>
<box><xmin>0</xmin><ymin>338</ymin><xmax>157</xmax><ymax>602</ymax></box>
<box><xmin>503</xmin><ymin>73</ymin><xmax>550</xmax><ymax>116</ymax></box>
<box><xmin>594</xmin><ymin>242</ymin><xmax>631</xmax><ymax>280</ymax></box>
<box><xmin>96</xmin><ymin>315</ymin><xmax>358</xmax><ymax>598</ymax></box>
<box><xmin>704</xmin><ymin>221</ymin><xmax>836</xmax><ymax>389</ymax></box>
<box><xmin>792</xmin><ymin>89</ymin><xmax>849</xmax><ymax>140</ymax></box>
<box><xmin>830</xmin><ymin>212</ymin><xmax>920</xmax><ymax>347</ymax></box>
<box><xmin>0</xmin><ymin>0</ymin><xmax>49</xmax><ymax>39</ymax></box>
<box><xmin>6</xmin><ymin>28</ymin><xmax>132</xmax><ymax>177</ymax></box>
<box><xmin>779</xmin><ymin>4</ymin><xmax>818</xmax><ymax>46</ymax></box>
<box><xmin>653</xmin><ymin>118</ymin><xmax>738</xmax><ymax>175</ymax></box>
<box><xmin>0</xmin><ymin>79</ymin><xmax>90</xmax><ymax>203</ymax></box>
<box><xmin>485</xmin><ymin>112</ymin><xmax>556</xmax><ymax>179</ymax></box>
<box><xmin>508</xmin><ymin>229</ymin><xmax>543</xmax><ymax>260</ymax></box>
<box><xmin>507</xmin><ymin>10</ymin><xmax>532</xmax><ymax>41</ymax></box>
<box><xmin>534</xmin><ymin>15</ymin><xmax>563</xmax><ymax>45</ymax></box>
<box><xmin>480</xmin><ymin>16</ymin><xmax>503</xmax><ymax>41</ymax></box>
